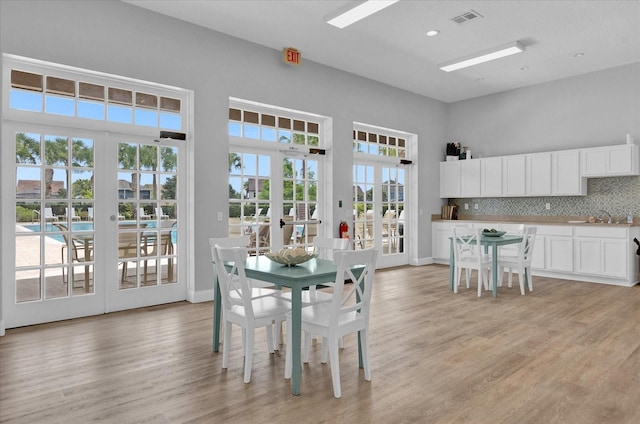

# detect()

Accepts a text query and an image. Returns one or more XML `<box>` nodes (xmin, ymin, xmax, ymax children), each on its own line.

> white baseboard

<box><xmin>188</xmin><ymin>288</ymin><xmax>214</xmax><ymax>303</ymax></box>
<box><xmin>0</xmin><ymin>320</ymin><xmax>6</xmax><ymax>337</ymax></box>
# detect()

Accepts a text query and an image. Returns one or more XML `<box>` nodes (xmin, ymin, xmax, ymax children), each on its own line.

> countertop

<box><xmin>431</xmin><ymin>214</ymin><xmax>640</xmax><ymax>227</ymax></box>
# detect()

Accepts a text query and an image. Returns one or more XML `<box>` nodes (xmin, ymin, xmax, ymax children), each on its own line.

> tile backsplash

<box><xmin>453</xmin><ymin>176</ymin><xmax>640</xmax><ymax>220</ymax></box>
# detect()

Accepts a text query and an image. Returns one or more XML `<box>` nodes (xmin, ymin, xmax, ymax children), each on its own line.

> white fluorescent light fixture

<box><xmin>326</xmin><ymin>0</ymin><xmax>400</xmax><ymax>29</ymax></box>
<box><xmin>438</xmin><ymin>41</ymin><xmax>525</xmax><ymax>72</ymax></box>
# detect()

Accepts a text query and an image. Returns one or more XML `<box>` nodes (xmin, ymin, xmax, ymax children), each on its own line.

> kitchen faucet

<box><xmin>598</xmin><ymin>209</ymin><xmax>612</xmax><ymax>224</ymax></box>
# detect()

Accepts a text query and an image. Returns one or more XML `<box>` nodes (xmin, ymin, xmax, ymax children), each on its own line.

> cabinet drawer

<box><xmin>574</xmin><ymin>226</ymin><xmax>627</xmax><ymax>238</ymax></box>
<box><xmin>537</xmin><ymin>225</ymin><xmax>573</xmax><ymax>237</ymax></box>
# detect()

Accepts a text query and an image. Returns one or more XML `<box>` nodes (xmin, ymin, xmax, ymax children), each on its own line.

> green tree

<box><xmin>72</xmin><ymin>179</ymin><xmax>92</xmax><ymax>198</ymax></box>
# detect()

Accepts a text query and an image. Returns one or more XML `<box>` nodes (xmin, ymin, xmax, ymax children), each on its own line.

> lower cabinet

<box><xmin>546</xmin><ymin>236</ymin><xmax>574</xmax><ymax>273</ymax></box>
<box><xmin>574</xmin><ymin>227</ymin><xmax>629</xmax><ymax>279</ymax></box>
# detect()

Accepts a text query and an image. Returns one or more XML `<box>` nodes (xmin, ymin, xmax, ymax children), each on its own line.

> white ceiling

<box><xmin>123</xmin><ymin>0</ymin><xmax>640</xmax><ymax>103</ymax></box>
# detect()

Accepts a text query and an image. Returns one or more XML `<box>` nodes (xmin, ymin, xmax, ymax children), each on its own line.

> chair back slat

<box><xmin>313</xmin><ymin>237</ymin><xmax>350</xmax><ymax>260</ymax></box>
<box><xmin>211</xmin><ymin>245</ymin><xmax>255</xmax><ymax>318</ymax></box>
<box><xmin>329</xmin><ymin>249</ymin><xmax>377</xmax><ymax>326</ymax></box>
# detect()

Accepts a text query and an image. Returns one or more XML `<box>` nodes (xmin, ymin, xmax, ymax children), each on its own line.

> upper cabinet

<box><xmin>460</xmin><ymin>159</ymin><xmax>481</xmax><ymax>197</ymax></box>
<box><xmin>580</xmin><ymin>144</ymin><xmax>639</xmax><ymax>177</ymax></box>
<box><xmin>480</xmin><ymin>157</ymin><xmax>502</xmax><ymax>197</ymax></box>
<box><xmin>439</xmin><ymin>144</ymin><xmax>636</xmax><ymax>199</ymax></box>
<box><xmin>439</xmin><ymin>161</ymin><xmax>460</xmax><ymax>198</ymax></box>
<box><xmin>553</xmin><ymin>149</ymin><xmax>586</xmax><ymax>195</ymax></box>
<box><xmin>503</xmin><ymin>155</ymin><xmax>526</xmax><ymax>196</ymax></box>
<box><xmin>526</xmin><ymin>152</ymin><xmax>552</xmax><ymax>196</ymax></box>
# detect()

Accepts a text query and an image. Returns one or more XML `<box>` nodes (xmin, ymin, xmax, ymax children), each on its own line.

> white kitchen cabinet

<box><xmin>439</xmin><ymin>161</ymin><xmax>460</xmax><ymax>198</ymax></box>
<box><xmin>432</xmin><ymin>222</ymin><xmax>454</xmax><ymax>263</ymax></box>
<box><xmin>545</xmin><ymin>226</ymin><xmax>574</xmax><ymax>272</ymax></box>
<box><xmin>502</xmin><ymin>155</ymin><xmax>526</xmax><ymax>196</ymax></box>
<box><xmin>553</xmin><ymin>149</ymin><xmax>586</xmax><ymax>195</ymax></box>
<box><xmin>480</xmin><ymin>157</ymin><xmax>502</xmax><ymax>197</ymax></box>
<box><xmin>574</xmin><ymin>226</ymin><xmax>629</xmax><ymax>279</ymax></box>
<box><xmin>460</xmin><ymin>159</ymin><xmax>481</xmax><ymax>198</ymax></box>
<box><xmin>526</xmin><ymin>153</ymin><xmax>552</xmax><ymax>195</ymax></box>
<box><xmin>580</xmin><ymin>144</ymin><xmax>639</xmax><ymax>177</ymax></box>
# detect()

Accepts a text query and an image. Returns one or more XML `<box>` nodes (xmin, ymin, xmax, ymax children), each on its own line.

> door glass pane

<box><xmin>118</xmin><ymin>141</ymin><xmax>179</xmax><ymax>288</ymax></box>
<box><xmin>228</xmin><ymin>151</ymin><xmax>271</xmax><ymax>255</ymax></box>
<box><xmin>14</xmin><ymin>131</ymin><xmax>95</xmax><ymax>302</ymax></box>
<box><xmin>353</xmin><ymin>164</ymin><xmax>374</xmax><ymax>250</ymax></box>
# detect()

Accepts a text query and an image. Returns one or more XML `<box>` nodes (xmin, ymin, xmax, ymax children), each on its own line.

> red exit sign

<box><xmin>282</xmin><ymin>47</ymin><xmax>301</xmax><ymax>65</ymax></box>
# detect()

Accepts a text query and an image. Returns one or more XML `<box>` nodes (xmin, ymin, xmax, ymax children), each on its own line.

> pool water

<box><xmin>22</xmin><ymin>221</ymin><xmax>177</xmax><ymax>244</ymax></box>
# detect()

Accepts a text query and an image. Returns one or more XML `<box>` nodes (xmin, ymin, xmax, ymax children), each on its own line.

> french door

<box><xmin>353</xmin><ymin>161</ymin><xmax>408</xmax><ymax>268</ymax></box>
<box><xmin>2</xmin><ymin>123</ymin><xmax>185</xmax><ymax>327</ymax></box>
<box><xmin>228</xmin><ymin>148</ymin><xmax>323</xmax><ymax>252</ymax></box>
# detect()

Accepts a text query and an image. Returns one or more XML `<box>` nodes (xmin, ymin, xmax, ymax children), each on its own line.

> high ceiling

<box><xmin>123</xmin><ymin>0</ymin><xmax>640</xmax><ymax>103</ymax></box>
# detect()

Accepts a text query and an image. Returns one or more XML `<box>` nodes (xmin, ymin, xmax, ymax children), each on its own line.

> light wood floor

<box><xmin>2</xmin><ymin>264</ymin><xmax>640</xmax><ymax>424</ymax></box>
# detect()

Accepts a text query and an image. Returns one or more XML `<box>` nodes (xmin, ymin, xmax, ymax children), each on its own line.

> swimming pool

<box><xmin>21</xmin><ymin>222</ymin><xmax>177</xmax><ymax>244</ymax></box>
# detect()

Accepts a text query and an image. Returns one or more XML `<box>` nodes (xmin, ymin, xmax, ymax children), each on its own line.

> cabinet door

<box><xmin>546</xmin><ymin>237</ymin><xmax>573</xmax><ymax>272</ymax></box>
<box><xmin>481</xmin><ymin>157</ymin><xmax>502</xmax><ymax>197</ymax></box>
<box><xmin>440</xmin><ymin>162</ymin><xmax>460</xmax><ymax>198</ymax></box>
<box><xmin>607</xmin><ymin>145</ymin><xmax>637</xmax><ymax>175</ymax></box>
<box><xmin>602</xmin><ymin>239</ymin><xmax>627</xmax><ymax>278</ymax></box>
<box><xmin>526</xmin><ymin>153</ymin><xmax>552</xmax><ymax>195</ymax></box>
<box><xmin>575</xmin><ymin>238</ymin><xmax>601</xmax><ymax>275</ymax></box>
<box><xmin>503</xmin><ymin>155</ymin><xmax>526</xmax><ymax>196</ymax></box>
<box><xmin>432</xmin><ymin>223</ymin><xmax>453</xmax><ymax>262</ymax></box>
<box><xmin>460</xmin><ymin>159</ymin><xmax>481</xmax><ymax>198</ymax></box>
<box><xmin>553</xmin><ymin>150</ymin><xmax>585</xmax><ymax>195</ymax></box>
<box><xmin>581</xmin><ymin>148</ymin><xmax>607</xmax><ymax>176</ymax></box>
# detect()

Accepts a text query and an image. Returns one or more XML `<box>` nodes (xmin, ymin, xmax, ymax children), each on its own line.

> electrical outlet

<box><xmin>474</xmin><ymin>203</ymin><xmax>478</xmax><ymax>210</ymax></box>
<box><xmin>545</xmin><ymin>203</ymin><xmax>550</xmax><ymax>210</ymax></box>
<box><xmin>464</xmin><ymin>203</ymin><xmax>469</xmax><ymax>210</ymax></box>
<box><xmin>217</xmin><ymin>211</ymin><xmax>223</xmax><ymax>221</ymax></box>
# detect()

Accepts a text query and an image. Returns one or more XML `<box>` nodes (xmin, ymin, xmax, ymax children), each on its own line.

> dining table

<box><xmin>212</xmin><ymin>255</ymin><xmax>363</xmax><ymax>395</ymax></box>
<box><xmin>449</xmin><ymin>233</ymin><xmax>523</xmax><ymax>297</ymax></box>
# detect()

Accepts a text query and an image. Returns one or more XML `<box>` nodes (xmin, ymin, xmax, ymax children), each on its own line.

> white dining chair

<box><xmin>497</xmin><ymin>227</ymin><xmax>537</xmax><ymax>295</ymax></box>
<box><xmin>279</xmin><ymin>237</ymin><xmax>350</xmax><ymax>305</ymax></box>
<box><xmin>284</xmin><ymin>248</ymin><xmax>378</xmax><ymax>398</ymax></box>
<box><xmin>278</xmin><ymin>237</ymin><xmax>351</xmax><ymax>350</ymax></box>
<box><xmin>209</xmin><ymin>236</ymin><xmax>281</xmax><ymax>347</ymax></box>
<box><xmin>212</xmin><ymin>245</ymin><xmax>290</xmax><ymax>383</ymax></box>
<box><xmin>452</xmin><ymin>226</ymin><xmax>492</xmax><ymax>297</ymax></box>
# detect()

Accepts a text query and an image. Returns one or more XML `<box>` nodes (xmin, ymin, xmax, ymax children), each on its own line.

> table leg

<box><xmin>492</xmin><ymin>245</ymin><xmax>498</xmax><ymax>298</ymax></box>
<box><xmin>290</xmin><ymin>285</ymin><xmax>302</xmax><ymax>395</ymax></box>
<box><xmin>213</xmin><ymin>275</ymin><xmax>222</xmax><ymax>352</ymax></box>
<box><xmin>449</xmin><ymin>239</ymin><xmax>455</xmax><ymax>291</ymax></box>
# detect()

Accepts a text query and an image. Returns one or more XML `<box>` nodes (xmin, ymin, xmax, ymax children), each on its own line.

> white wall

<box><xmin>0</xmin><ymin>1</ymin><xmax>447</xmax><ymax>299</ymax></box>
<box><xmin>446</xmin><ymin>63</ymin><xmax>640</xmax><ymax>158</ymax></box>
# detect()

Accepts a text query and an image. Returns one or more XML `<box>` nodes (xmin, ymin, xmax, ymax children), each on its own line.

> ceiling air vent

<box><xmin>451</xmin><ymin>9</ymin><xmax>483</xmax><ymax>24</ymax></box>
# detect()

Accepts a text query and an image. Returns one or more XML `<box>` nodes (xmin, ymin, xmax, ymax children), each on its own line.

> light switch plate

<box><xmin>217</xmin><ymin>211</ymin><xmax>223</xmax><ymax>221</ymax></box>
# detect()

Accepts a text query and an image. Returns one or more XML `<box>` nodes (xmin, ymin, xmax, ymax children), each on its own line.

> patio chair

<box><xmin>155</xmin><ymin>207</ymin><xmax>169</xmax><ymax>220</ymax></box>
<box><xmin>54</xmin><ymin>223</ymin><xmax>92</xmax><ymax>288</ymax></box>
<box><xmin>42</xmin><ymin>207</ymin><xmax>59</xmax><ymax>222</ymax></box>
<box><xmin>66</xmin><ymin>207</ymin><xmax>81</xmax><ymax>222</ymax></box>
<box><xmin>138</xmin><ymin>208</ymin><xmax>152</xmax><ymax>220</ymax></box>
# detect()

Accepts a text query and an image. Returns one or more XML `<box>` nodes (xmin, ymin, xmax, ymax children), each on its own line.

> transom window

<box><xmin>9</xmin><ymin>69</ymin><xmax>183</xmax><ymax>130</ymax></box>
<box><xmin>228</xmin><ymin>107</ymin><xmax>320</xmax><ymax>146</ymax></box>
<box><xmin>353</xmin><ymin>129</ymin><xmax>406</xmax><ymax>159</ymax></box>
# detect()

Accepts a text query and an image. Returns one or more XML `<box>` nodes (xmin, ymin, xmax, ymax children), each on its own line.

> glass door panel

<box><xmin>228</xmin><ymin>151</ymin><xmax>272</xmax><ymax>255</ymax></box>
<box><xmin>5</xmin><ymin>123</ymin><xmax>103</xmax><ymax>328</ymax></box>
<box><xmin>353</xmin><ymin>163</ymin><xmax>408</xmax><ymax>267</ymax></box>
<box><xmin>116</xmin><ymin>141</ymin><xmax>179</xmax><ymax>290</ymax></box>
